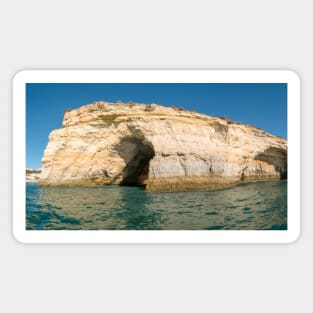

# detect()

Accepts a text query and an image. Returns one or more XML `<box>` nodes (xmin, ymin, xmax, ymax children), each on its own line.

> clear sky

<box><xmin>26</xmin><ymin>83</ymin><xmax>287</xmax><ymax>169</ymax></box>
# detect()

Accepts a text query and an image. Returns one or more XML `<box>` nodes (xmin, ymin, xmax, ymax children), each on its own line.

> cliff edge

<box><xmin>39</xmin><ymin>101</ymin><xmax>287</xmax><ymax>192</ymax></box>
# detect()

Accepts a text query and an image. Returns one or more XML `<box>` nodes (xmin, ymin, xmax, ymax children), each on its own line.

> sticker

<box><xmin>13</xmin><ymin>70</ymin><xmax>300</xmax><ymax>243</ymax></box>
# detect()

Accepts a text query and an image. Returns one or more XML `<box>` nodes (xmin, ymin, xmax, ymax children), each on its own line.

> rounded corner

<box><xmin>12</xmin><ymin>228</ymin><xmax>28</xmax><ymax>245</ymax></box>
<box><xmin>12</xmin><ymin>69</ymin><xmax>30</xmax><ymax>85</ymax></box>
<box><xmin>286</xmin><ymin>227</ymin><xmax>301</xmax><ymax>244</ymax></box>
<box><xmin>285</xmin><ymin>69</ymin><xmax>301</xmax><ymax>85</ymax></box>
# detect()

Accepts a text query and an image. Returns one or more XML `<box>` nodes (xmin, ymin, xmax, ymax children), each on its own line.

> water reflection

<box><xmin>26</xmin><ymin>180</ymin><xmax>287</xmax><ymax>230</ymax></box>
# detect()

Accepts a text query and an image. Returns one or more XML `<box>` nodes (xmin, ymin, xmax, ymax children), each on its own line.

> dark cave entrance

<box><xmin>115</xmin><ymin>137</ymin><xmax>155</xmax><ymax>187</ymax></box>
<box><xmin>254</xmin><ymin>147</ymin><xmax>287</xmax><ymax>179</ymax></box>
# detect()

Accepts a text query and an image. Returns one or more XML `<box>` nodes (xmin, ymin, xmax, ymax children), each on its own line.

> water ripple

<box><xmin>26</xmin><ymin>180</ymin><xmax>287</xmax><ymax>230</ymax></box>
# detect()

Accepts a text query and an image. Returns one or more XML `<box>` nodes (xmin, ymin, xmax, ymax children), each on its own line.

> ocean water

<box><xmin>26</xmin><ymin>180</ymin><xmax>287</xmax><ymax>230</ymax></box>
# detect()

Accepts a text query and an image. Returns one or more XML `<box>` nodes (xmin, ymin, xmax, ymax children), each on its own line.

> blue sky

<box><xmin>26</xmin><ymin>83</ymin><xmax>287</xmax><ymax>169</ymax></box>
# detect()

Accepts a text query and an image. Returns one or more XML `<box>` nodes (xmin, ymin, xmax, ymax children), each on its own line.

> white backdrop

<box><xmin>1</xmin><ymin>1</ymin><xmax>312</xmax><ymax>312</ymax></box>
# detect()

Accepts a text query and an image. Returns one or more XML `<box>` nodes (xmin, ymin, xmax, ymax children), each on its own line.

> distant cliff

<box><xmin>40</xmin><ymin>101</ymin><xmax>287</xmax><ymax>192</ymax></box>
<box><xmin>26</xmin><ymin>168</ymin><xmax>41</xmax><ymax>182</ymax></box>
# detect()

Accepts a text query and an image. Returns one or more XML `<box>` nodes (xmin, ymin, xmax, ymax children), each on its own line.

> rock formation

<box><xmin>39</xmin><ymin>101</ymin><xmax>287</xmax><ymax>192</ymax></box>
<box><xmin>26</xmin><ymin>168</ymin><xmax>41</xmax><ymax>182</ymax></box>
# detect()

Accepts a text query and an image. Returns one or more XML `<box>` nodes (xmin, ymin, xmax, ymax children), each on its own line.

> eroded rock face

<box><xmin>26</xmin><ymin>168</ymin><xmax>41</xmax><ymax>182</ymax></box>
<box><xmin>40</xmin><ymin>101</ymin><xmax>287</xmax><ymax>191</ymax></box>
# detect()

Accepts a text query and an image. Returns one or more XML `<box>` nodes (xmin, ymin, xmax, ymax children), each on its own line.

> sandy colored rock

<box><xmin>39</xmin><ymin>101</ymin><xmax>287</xmax><ymax>192</ymax></box>
<box><xmin>26</xmin><ymin>169</ymin><xmax>41</xmax><ymax>182</ymax></box>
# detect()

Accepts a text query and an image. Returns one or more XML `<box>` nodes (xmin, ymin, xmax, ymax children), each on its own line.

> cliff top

<box><xmin>62</xmin><ymin>101</ymin><xmax>286</xmax><ymax>143</ymax></box>
<box><xmin>63</xmin><ymin>101</ymin><xmax>215</xmax><ymax>124</ymax></box>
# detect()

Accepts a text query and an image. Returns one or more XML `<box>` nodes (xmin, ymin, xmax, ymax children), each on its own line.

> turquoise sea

<box><xmin>26</xmin><ymin>180</ymin><xmax>287</xmax><ymax>230</ymax></box>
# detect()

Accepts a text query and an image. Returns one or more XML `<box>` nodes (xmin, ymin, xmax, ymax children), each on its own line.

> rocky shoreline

<box><xmin>26</xmin><ymin>169</ymin><xmax>41</xmax><ymax>183</ymax></box>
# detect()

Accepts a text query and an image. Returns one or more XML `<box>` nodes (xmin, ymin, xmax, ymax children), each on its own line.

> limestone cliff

<box><xmin>39</xmin><ymin>101</ymin><xmax>287</xmax><ymax>192</ymax></box>
<box><xmin>26</xmin><ymin>168</ymin><xmax>41</xmax><ymax>182</ymax></box>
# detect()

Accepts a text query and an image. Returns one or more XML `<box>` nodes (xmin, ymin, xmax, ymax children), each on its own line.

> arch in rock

<box><xmin>114</xmin><ymin>137</ymin><xmax>155</xmax><ymax>187</ymax></box>
<box><xmin>254</xmin><ymin>146</ymin><xmax>287</xmax><ymax>179</ymax></box>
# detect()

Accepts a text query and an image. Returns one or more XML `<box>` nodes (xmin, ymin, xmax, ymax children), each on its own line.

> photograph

<box><xmin>13</xmin><ymin>70</ymin><xmax>300</xmax><ymax>243</ymax></box>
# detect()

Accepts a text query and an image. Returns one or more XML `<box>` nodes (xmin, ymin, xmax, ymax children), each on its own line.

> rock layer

<box><xmin>26</xmin><ymin>168</ymin><xmax>41</xmax><ymax>183</ymax></box>
<box><xmin>40</xmin><ymin>101</ymin><xmax>287</xmax><ymax>192</ymax></box>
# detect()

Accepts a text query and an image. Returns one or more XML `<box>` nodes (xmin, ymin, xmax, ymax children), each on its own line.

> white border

<box><xmin>13</xmin><ymin>70</ymin><xmax>300</xmax><ymax>243</ymax></box>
